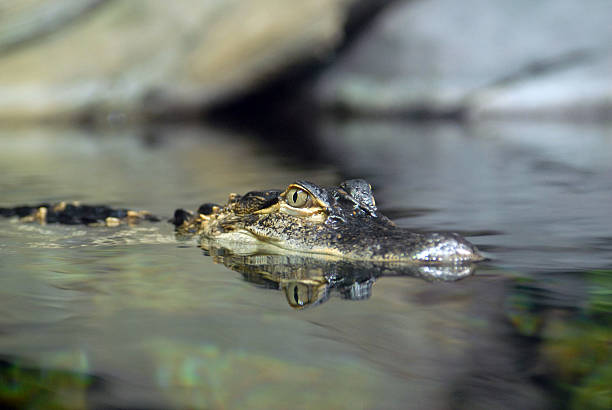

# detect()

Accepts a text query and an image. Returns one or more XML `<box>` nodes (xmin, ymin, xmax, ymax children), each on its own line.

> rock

<box><xmin>0</xmin><ymin>0</ymin><xmax>355</xmax><ymax>122</ymax></box>
<box><xmin>313</xmin><ymin>0</ymin><xmax>612</xmax><ymax>120</ymax></box>
<box><xmin>473</xmin><ymin>54</ymin><xmax>612</xmax><ymax>120</ymax></box>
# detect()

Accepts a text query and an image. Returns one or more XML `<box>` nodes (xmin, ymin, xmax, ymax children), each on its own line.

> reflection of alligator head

<box><xmin>173</xmin><ymin>179</ymin><xmax>483</xmax><ymax>264</ymax></box>
<box><xmin>204</xmin><ymin>243</ymin><xmax>476</xmax><ymax>309</ymax></box>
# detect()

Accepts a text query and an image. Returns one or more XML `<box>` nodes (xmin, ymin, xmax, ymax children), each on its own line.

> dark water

<box><xmin>0</xmin><ymin>122</ymin><xmax>610</xmax><ymax>409</ymax></box>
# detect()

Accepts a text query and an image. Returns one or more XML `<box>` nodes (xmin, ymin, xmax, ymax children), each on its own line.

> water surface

<box><xmin>0</xmin><ymin>123</ymin><xmax>610</xmax><ymax>409</ymax></box>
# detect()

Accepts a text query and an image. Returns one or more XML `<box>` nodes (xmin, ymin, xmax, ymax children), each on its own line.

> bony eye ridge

<box><xmin>286</xmin><ymin>188</ymin><xmax>310</xmax><ymax>208</ymax></box>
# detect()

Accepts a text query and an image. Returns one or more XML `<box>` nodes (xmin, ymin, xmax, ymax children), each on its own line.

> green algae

<box><xmin>507</xmin><ymin>270</ymin><xmax>612</xmax><ymax>409</ymax></box>
<box><xmin>0</xmin><ymin>356</ymin><xmax>95</xmax><ymax>410</ymax></box>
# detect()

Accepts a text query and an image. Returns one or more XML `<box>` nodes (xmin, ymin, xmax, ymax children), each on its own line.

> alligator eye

<box><xmin>286</xmin><ymin>188</ymin><xmax>310</xmax><ymax>208</ymax></box>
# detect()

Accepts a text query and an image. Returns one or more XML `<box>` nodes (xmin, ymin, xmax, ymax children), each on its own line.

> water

<box><xmin>0</xmin><ymin>122</ymin><xmax>610</xmax><ymax>409</ymax></box>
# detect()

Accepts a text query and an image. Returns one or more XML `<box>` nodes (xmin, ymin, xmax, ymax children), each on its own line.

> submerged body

<box><xmin>173</xmin><ymin>179</ymin><xmax>483</xmax><ymax>264</ymax></box>
<box><xmin>1</xmin><ymin>180</ymin><xmax>483</xmax><ymax>264</ymax></box>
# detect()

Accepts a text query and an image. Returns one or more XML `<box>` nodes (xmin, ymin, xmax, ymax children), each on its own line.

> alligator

<box><xmin>0</xmin><ymin>179</ymin><xmax>483</xmax><ymax>265</ymax></box>
<box><xmin>1</xmin><ymin>179</ymin><xmax>483</xmax><ymax>308</ymax></box>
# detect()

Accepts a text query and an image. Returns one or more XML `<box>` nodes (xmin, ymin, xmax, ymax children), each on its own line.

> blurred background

<box><xmin>2</xmin><ymin>0</ymin><xmax>610</xmax><ymax>123</ymax></box>
<box><xmin>1</xmin><ymin>1</ymin><xmax>611</xmax><ymax>409</ymax></box>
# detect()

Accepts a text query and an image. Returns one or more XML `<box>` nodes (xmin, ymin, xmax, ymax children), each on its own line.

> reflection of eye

<box><xmin>286</xmin><ymin>188</ymin><xmax>310</xmax><ymax>208</ymax></box>
<box><xmin>290</xmin><ymin>283</ymin><xmax>310</xmax><ymax>306</ymax></box>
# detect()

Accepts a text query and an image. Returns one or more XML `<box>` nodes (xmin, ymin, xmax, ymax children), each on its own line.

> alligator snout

<box><xmin>410</xmin><ymin>233</ymin><xmax>484</xmax><ymax>264</ymax></box>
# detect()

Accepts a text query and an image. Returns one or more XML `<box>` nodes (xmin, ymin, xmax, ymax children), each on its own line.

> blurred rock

<box><xmin>313</xmin><ymin>0</ymin><xmax>612</xmax><ymax>120</ymax></box>
<box><xmin>0</xmin><ymin>0</ymin><xmax>355</xmax><ymax>122</ymax></box>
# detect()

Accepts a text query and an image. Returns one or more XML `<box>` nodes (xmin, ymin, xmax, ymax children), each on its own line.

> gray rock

<box><xmin>313</xmin><ymin>0</ymin><xmax>612</xmax><ymax>119</ymax></box>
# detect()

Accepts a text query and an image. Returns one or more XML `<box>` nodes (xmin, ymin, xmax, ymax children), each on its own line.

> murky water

<box><xmin>1</xmin><ymin>122</ymin><xmax>610</xmax><ymax>409</ymax></box>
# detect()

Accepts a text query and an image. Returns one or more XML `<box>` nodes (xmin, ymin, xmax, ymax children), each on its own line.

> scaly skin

<box><xmin>173</xmin><ymin>179</ymin><xmax>484</xmax><ymax>264</ymax></box>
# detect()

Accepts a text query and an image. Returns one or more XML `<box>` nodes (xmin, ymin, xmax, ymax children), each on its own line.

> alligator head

<box><xmin>173</xmin><ymin>179</ymin><xmax>484</xmax><ymax>265</ymax></box>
